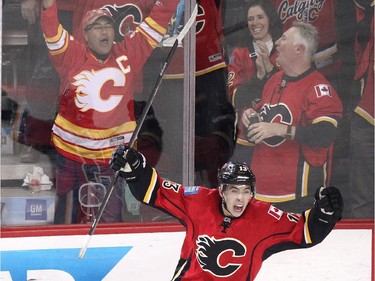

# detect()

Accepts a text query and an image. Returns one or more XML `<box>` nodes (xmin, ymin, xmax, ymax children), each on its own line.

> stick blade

<box><xmin>176</xmin><ymin>4</ymin><xmax>198</xmax><ymax>44</ymax></box>
<box><xmin>78</xmin><ymin>234</ymin><xmax>92</xmax><ymax>259</ymax></box>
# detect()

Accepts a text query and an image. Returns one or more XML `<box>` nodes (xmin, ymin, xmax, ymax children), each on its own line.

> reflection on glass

<box><xmin>1</xmin><ymin>0</ymin><xmax>373</xmax><ymax>231</ymax></box>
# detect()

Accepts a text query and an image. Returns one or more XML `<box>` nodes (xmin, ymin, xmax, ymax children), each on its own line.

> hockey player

<box><xmin>40</xmin><ymin>0</ymin><xmax>179</xmax><ymax>223</ymax></box>
<box><xmin>109</xmin><ymin>145</ymin><xmax>343</xmax><ymax>280</ymax></box>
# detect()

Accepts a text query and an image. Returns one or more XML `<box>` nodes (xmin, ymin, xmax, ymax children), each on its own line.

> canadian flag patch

<box><xmin>314</xmin><ymin>84</ymin><xmax>332</xmax><ymax>98</ymax></box>
<box><xmin>268</xmin><ymin>205</ymin><xmax>283</xmax><ymax>220</ymax></box>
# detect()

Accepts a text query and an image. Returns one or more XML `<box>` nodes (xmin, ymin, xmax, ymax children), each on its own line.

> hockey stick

<box><xmin>78</xmin><ymin>4</ymin><xmax>198</xmax><ymax>259</ymax></box>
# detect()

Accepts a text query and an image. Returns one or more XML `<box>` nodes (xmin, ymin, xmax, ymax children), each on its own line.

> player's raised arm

<box><xmin>110</xmin><ymin>145</ymin><xmax>156</xmax><ymax>202</ymax></box>
<box><xmin>304</xmin><ymin>186</ymin><xmax>344</xmax><ymax>245</ymax></box>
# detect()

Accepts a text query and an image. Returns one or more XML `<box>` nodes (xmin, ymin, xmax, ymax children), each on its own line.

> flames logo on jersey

<box><xmin>259</xmin><ymin>103</ymin><xmax>292</xmax><ymax>147</ymax></box>
<box><xmin>101</xmin><ymin>4</ymin><xmax>143</xmax><ymax>41</ymax></box>
<box><xmin>196</xmin><ymin>235</ymin><xmax>246</xmax><ymax>277</ymax></box>
<box><xmin>196</xmin><ymin>4</ymin><xmax>205</xmax><ymax>35</ymax></box>
<box><xmin>72</xmin><ymin>68</ymin><xmax>124</xmax><ymax>112</ymax></box>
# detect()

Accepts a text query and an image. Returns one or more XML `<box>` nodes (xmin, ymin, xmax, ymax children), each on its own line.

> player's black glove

<box><xmin>314</xmin><ymin>186</ymin><xmax>343</xmax><ymax>224</ymax></box>
<box><xmin>109</xmin><ymin>145</ymin><xmax>146</xmax><ymax>182</ymax></box>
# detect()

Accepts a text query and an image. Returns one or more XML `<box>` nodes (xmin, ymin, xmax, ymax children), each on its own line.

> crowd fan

<box><xmin>268</xmin><ymin>0</ymin><xmax>358</xmax><ymax>216</ymax></box>
<box><xmin>241</xmin><ymin>21</ymin><xmax>343</xmax><ymax>213</ymax></box>
<box><xmin>39</xmin><ymin>0</ymin><xmax>180</xmax><ymax>224</ymax></box>
<box><xmin>222</xmin><ymin>0</ymin><xmax>372</xmax><ymax>217</ymax></box>
<box><xmin>69</xmin><ymin>0</ymin><xmax>167</xmax><ymax>222</ymax></box>
<box><xmin>226</xmin><ymin>0</ymin><xmax>283</xmax><ymax>165</ymax></box>
<box><xmin>142</xmin><ymin>0</ymin><xmax>236</xmax><ymax>188</ymax></box>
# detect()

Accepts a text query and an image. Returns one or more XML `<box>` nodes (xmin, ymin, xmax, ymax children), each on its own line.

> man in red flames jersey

<box><xmin>242</xmin><ymin>22</ymin><xmax>342</xmax><ymax>213</ymax></box>
<box><xmin>41</xmin><ymin>0</ymin><xmax>179</xmax><ymax>223</ymax></box>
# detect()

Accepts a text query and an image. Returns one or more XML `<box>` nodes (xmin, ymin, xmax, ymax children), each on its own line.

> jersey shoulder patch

<box><xmin>267</xmin><ymin>205</ymin><xmax>284</xmax><ymax>220</ymax></box>
<box><xmin>314</xmin><ymin>84</ymin><xmax>332</xmax><ymax>98</ymax></box>
<box><xmin>184</xmin><ymin>186</ymin><xmax>200</xmax><ymax>196</ymax></box>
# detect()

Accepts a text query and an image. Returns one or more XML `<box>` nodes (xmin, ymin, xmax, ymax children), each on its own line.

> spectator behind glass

<box><xmin>242</xmin><ymin>22</ymin><xmax>343</xmax><ymax>213</ymax></box>
<box><xmin>269</xmin><ymin>1</ymin><xmax>357</xmax><ymax>195</ymax></box>
<box><xmin>70</xmin><ymin>0</ymin><xmax>165</xmax><ymax>222</ymax></box>
<box><xmin>19</xmin><ymin>0</ymin><xmax>73</xmax><ymax>163</ymax></box>
<box><xmin>227</xmin><ymin>0</ymin><xmax>283</xmax><ymax>165</ymax></box>
<box><xmin>145</xmin><ymin>0</ymin><xmax>236</xmax><ymax>188</ymax></box>
<box><xmin>40</xmin><ymin>0</ymin><xmax>179</xmax><ymax>224</ymax></box>
<box><xmin>349</xmin><ymin>0</ymin><xmax>374</xmax><ymax>218</ymax></box>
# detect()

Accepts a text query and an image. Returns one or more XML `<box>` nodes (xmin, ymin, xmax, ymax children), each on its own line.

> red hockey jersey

<box><xmin>164</xmin><ymin>0</ymin><xmax>227</xmax><ymax>77</ymax></box>
<box><xmin>41</xmin><ymin>0</ymin><xmax>178</xmax><ymax>165</ymax></box>
<box><xmin>228</xmin><ymin>46</ymin><xmax>279</xmax><ymax>147</ymax></box>
<box><xmin>228</xmin><ymin>47</ymin><xmax>276</xmax><ymax>99</ymax></box>
<box><xmin>127</xmin><ymin>164</ymin><xmax>336</xmax><ymax>280</ymax></box>
<box><xmin>251</xmin><ymin>69</ymin><xmax>342</xmax><ymax>202</ymax></box>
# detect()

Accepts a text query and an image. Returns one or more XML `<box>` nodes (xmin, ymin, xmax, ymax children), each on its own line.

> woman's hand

<box><xmin>255</xmin><ymin>56</ymin><xmax>266</xmax><ymax>80</ymax></box>
<box><xmin>255</xmin><ymin>41</ymin><xmax>274</xmax><ymax>77</ymax></box>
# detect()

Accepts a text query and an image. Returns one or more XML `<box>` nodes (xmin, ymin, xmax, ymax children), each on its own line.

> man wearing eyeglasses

<box><xmin>40</xmin><ymin>0</ymin><xmax>179</xmax><ymax>223</ymax></box>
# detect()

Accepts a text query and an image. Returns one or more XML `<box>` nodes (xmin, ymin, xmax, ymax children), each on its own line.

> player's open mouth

<box><xmin>252</xmin><ymin>27</ymin><xmax>263</xmax><ymax>34</ymax></box>
<box><xmin>234</xmin><ymin>205</ymin><xmax>243</xmax><ymax>212</ymax></box>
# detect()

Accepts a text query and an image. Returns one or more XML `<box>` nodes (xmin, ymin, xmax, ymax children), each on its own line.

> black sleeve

<box><xmin>304</xmin><ymin>207</ymin><xmax>336</xmax><ymax>246</ymax></box>
<box><xmin>294</xmin><ymin>120</ymin><xmax>338</xmax><ymax>147</ymax></box>
<box><xmin>262</xmin><ymin>208</ymin><xmax>336</xmax><ymax>261</ymax></box>
<box><xmin>127</xmin><ymin>164</ymin><xmax>159</xmax><ymax>205</ymax></box>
